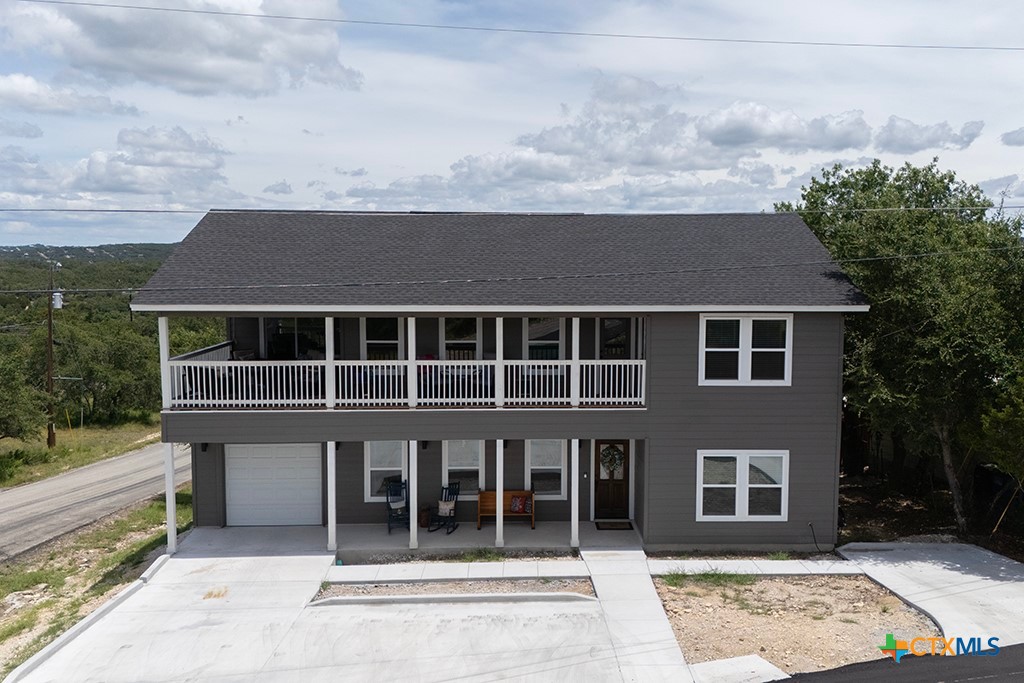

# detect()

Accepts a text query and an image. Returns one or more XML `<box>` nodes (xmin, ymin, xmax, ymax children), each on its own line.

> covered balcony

<box><xmin>159</xmin><ymin>316</ymin><xmax>647</xmax><ymax>410</ymax></box>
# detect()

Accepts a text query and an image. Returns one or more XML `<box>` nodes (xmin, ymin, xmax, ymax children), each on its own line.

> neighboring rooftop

<box><xmin>131</xmin><ymin>211</ymin><xmax>866</xmax><ymax>311</ymax></box>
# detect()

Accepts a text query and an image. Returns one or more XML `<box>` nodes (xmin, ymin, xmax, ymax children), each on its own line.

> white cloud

<box><xmin>262</xmin><ymin>180</ymin><xmax>293</xmax><ymax>195</ymax></box>
<box><xmin>66</xmin><ymin>126</ymin><xmax>240</xmax><ymax>201</ymax></box>
<box><xmin>0</xmin><ymin>118</ymin><xmax>43</xmax><ymax>138</ymax></box>
<box><xmin>0</xmin><ymin>73</ymin><xmax>139</xmax><ymax>115</ymax></box>
<box><xmin>696</xmin><ymin>102</ymin><xmax>871</xmax><ymax>153</ymax></box>
<box><xmin>2</xmin><ymin>1</ymin><xmax>362</xmax><ymax>97</ymax></box>
<box><xmin>1000</xmin><ymin>127</ymin><xmax>1024</xmax><ymax>146</ymax></box>
<box><xmin>874</xmin><ymin>116</ymin><xmax>984</xmax><ymax>153</ymax></box>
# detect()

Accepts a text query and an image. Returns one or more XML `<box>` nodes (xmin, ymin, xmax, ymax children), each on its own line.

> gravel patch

<box><xmin>317</xmin><ymin>579</ymin><xmax>594</xmax><ymax>600</ymax></box>
<box><xmin>656</xmin><ymin>575</ymin><xmax>939</xmax><ymax>674</ymax></box>
<box><xmin>344</xmin><ymin>549</ymin><xmax>577</xmax><ymax>565</ymax></box>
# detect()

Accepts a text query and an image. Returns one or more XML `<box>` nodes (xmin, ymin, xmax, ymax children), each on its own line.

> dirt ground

<box><xmin>656</xmin><ymin>575</ymin><xmax>939</xmax><ymax>674</ymax></box>
<box><xmin>317</xmin><ymin>578</ymin><xmax>594</xmax><ymax>600</ymax></box>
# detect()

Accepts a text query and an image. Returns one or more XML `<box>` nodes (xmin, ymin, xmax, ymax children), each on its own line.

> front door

<box><xmin>594</xmin><ymin>440</ymin><xmax>630</xmax><ymax>519</ymax></box>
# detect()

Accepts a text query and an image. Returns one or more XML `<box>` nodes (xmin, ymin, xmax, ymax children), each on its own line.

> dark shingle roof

<box><xmin>131</xmin><ymin>211</ymin><xmax>866</xmax><ymax>311</ymax></box>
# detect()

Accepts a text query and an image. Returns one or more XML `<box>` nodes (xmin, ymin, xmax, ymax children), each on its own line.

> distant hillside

<box><xmin>0</xmin><ymin>243</ymin><xmax>178</xmax><ymax>263</ymax></box>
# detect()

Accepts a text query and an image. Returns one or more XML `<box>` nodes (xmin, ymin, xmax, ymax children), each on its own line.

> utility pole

<box><xmin>46</xmin><ymin>261</ymin><xmax>60</xmax><ymax>449</ymax></box>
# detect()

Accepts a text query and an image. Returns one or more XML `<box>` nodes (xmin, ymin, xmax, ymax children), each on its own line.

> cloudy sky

<box><xmin>1</xmin><ymin>0</ymin><xmax>1022</xmax><ymax>245</ymax></box>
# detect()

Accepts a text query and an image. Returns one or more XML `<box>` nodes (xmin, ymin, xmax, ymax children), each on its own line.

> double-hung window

<box><xmin>696</xmin><ymin>450</ymin><xmax>789</xmax><ymax>521</ymax></box>
<box><xmin>364</xmin><ymin>441</ymin><xmax>407</xmax><ymax>502</ymax></box>
<box><xmin>525</xmin><ymin>439</ymin><xmax>567</xmax><ymax>499</ymax></box>
<box><xmin>440</xmin><ymin>318</ymin><xmax>482</xmax><ymax>360</ymax></box>
<box><xmin>699</xmin><ymin>314</ymin><xmax>792</xmax><ymax>385</ymax></box>
<box><xmin>442</xmin><ymin>440</ymin><xmax>484</xmax><ymax>499</ymax></box>
<box><xmin>361</xmin><ymin>318</ymin><xmax>404</xmax><ymax>361</ymax></box>
<box><xmin>523</xmin><ymin>318</ymin><xmax>564</xmax><ymax>360</ymax></box>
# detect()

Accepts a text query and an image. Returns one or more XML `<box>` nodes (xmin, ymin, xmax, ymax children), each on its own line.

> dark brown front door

<box><xmin>594</xmin><ymin>440</ymin><xmax>630</xmax><ymax>519</ymax></box>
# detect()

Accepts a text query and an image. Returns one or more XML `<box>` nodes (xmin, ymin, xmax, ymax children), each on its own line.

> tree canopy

<box><xmin>777</xmin><ymin>159</ymin><xmax>1024</xmax><ymax>532</ymax></box>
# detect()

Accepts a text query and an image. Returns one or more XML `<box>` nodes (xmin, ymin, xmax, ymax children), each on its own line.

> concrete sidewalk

<box><xmin>581</xmin><ymin>550</ymin><xmax>694</xmax><ymax>682</ymax></box>
<box><xmin>838</xmin><ymin>542</ymin><xmax>1024</xmax><ymax>646</ymax></box>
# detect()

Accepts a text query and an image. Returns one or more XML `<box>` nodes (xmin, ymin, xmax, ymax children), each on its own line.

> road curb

<box><xmin>310</xmin><ymin>592</ymin><xmax>598</xmax><ymax>607</ymax></box>
<box><xmin>3</xmin><ymin>554</ymin><xmax>171</xmax><ymax>683</ymax></box>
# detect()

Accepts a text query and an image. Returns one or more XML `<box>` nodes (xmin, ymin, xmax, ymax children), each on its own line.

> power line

<box><xmin>0</xmin><ymin>208</ymin><xmax>206</xmax><ymax>214</ymax></box>
<box><xmin>18</xmin><ymin>0</ymin><xmax>1024</xmax><ymax>53</ymax></box>
<box><xmin>1</xmin><ymin>244</ymin><xmax>1021</xmax><ymax>296</ymax></box>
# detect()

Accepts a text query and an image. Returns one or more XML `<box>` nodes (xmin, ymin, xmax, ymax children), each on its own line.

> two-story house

<box><xmin>132</xmin><ymin>211</ymin><xmax>866</xmax><ymax>554</ymax></box>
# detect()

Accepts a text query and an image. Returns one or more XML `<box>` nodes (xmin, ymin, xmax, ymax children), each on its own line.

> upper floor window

<box><xmin>440</xmin><ymin>317</ymin><xmax>482</xmax><ymax>360</ymax></box>
<box><xmin>699</xmin><ymin>314</ymin><xmax>792</xmax><ymax>386</ymax></box>
<box><xmin>361</xmin><ymin>317</ymin><xmax>404</xmax><ymax>361</ymax></box>
<box><xmin>523</xmin><ymin>317</ymin><xmax>564</xmax><ymax>360</ymax></box>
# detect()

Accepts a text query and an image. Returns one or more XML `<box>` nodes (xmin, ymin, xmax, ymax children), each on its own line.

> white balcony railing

<box><xmin>167</xmin><ymin>358</ymin><xmax>645</xmax><ymax>409</ymax></box>
<box><xmin>168</xmin><ymin>360</ymin><xmax>326</xmax><ymax>408</ymax></box>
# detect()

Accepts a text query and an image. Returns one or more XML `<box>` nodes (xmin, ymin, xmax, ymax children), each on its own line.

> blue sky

<box><xmin>1</xmin><ymin>0</ymin><xmax>1022</xmax><ymax>245</ymax></box>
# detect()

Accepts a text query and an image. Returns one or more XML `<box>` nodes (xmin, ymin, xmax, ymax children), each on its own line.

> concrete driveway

<box><xmin>838</xmin><ymin>542</ymin><xmax>1024</xmax><ymax>647</ymax></box>
<box><xmin>12</xmin><ymin>528</ymin><xmax>622</xmax><ymax>682</ymax></box>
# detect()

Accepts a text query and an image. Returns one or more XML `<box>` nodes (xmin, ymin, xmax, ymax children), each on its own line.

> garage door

<box><xmin>225</xmin><ymin>444</ymin><xmax>323</xmax><ymax>526</ymax></box>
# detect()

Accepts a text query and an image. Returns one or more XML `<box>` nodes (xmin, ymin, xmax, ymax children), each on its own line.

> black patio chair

<box><xmin>386</xmin><ymin>480</ymin><xmax>409</xmax><ymax>534</ymax></box>
<box><xmin>428</xmin><ymin>482</ymin><xmax>460</xmax><ymax>534</ymax></box>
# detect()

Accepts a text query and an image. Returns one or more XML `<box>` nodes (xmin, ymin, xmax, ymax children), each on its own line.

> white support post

<box><xmin>407</xmin><ymin>318</ymin><xmax>418</xmax><ymax>408</ymax></box>
<box><xmin>164</xmin><ymin>442</ymin><xmax>177</xmax><ymax>554</ymax></box>
<box><xmin>158</xmin><ymin>316</ymin><xmax>171</xmax><ymax>409</ymax></box>
<box><xmin>570</xmin><ymin>317</ymin><xmax>581</xmax><ymax>408</ymax></box>
<box><xmin>408</xmin><ymin>440</ymin><xmax>418</xmax><ymax>549</ymax></box>
<box><xmin>324</xmin><ymin>317</ymin><xmax>335</xmax><ymax>409</ymax></box>
<box><xmin>495</xmin><ymin>439</ymin><xmax>505</xmax><ymax>547</ymax></box>
<box><xmin>327</xmin><ymin>441</ymin><xmax>337</xmax><ymax>551</ymax></box>
<box><xmin>495</xmin><ymin>317</ymin><xmax>505</xmax><ymax>408</ymax></box>
<box><xmin>570</xmin><ymin>439</ymin><xmax>580</xmax><ymax>548</ymax></box>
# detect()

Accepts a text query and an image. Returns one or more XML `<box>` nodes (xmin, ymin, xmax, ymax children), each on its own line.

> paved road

<box><xmin>0</xmin><ymin>442</ymin><xmax>191</xmax><ymax>562</ymax></box>
<box><xmin>792</xmin><ymin>643</ymin><xmax>1024</xmax><ymax>681</ymax></box>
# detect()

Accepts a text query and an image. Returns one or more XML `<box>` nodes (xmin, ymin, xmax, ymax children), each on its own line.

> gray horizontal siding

<box><xmin>163</xmin><ymin>409</ymin><xmax>649</xmax><ymax>443</ymax></box>
<box><xmin>178</xmin><ymin>311</ymin><xmax>844</xmax><ymax>550</ymax></box>
<box><xmin>641</xmin><ymin>313</ymin><xmax>842</xmax><ymax>548</ymax></box>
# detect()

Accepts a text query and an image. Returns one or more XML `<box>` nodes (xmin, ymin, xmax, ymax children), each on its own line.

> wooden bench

<box><xmin>477</xmin><ymin>490</ymin><xmax>535</xmax><ymax>529</ymax></box>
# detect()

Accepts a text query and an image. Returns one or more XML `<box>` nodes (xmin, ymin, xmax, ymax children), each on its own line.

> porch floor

<box><xmin>336</xmin><ymin>521</ymin><xmax>642</xmax><ymax>555</ymax></box>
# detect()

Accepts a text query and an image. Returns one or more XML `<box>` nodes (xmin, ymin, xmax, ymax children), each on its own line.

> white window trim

<box><xmin>525</xmin><ymin>439</ymin><xmax>568</xmax><ymax>500</ymax></box>
<box><xmin>522</xmin><ymin>317</ymin><xmax>566</xmax><ymax>360</ymax></box>
<box><xmin>359</xmin><ymin>317</ymin><xmax>406</xmax><ymax>361</ymax></box>
<box><xmin>441</xmin><ymin>440</ymin><xmax>485</xmax><ymax>500</ymax></box>
<box><xmin>364</xmin><ymin>441</ymin><xmax>408</xmax><ymax>503</ymax></box>
<box><xmin>698</xmin><ymin>314</ymin><xmax>793</xmax><ymax>386</ymax></box>
<box><xmin>438</xmin><ymin>317</ymin><xmax>483</xmax><ymax>360</ymax></box>
<box><xmin>696</xmin><ymin>450</ymin><xmax>789</xmax><ymax>522</ymax></box>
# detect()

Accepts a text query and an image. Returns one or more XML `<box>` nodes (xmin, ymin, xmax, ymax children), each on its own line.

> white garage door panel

<box><xmin>226</xmin><ymin>444</ymin><xmax>322</xmax><ymax>526</ymax></box>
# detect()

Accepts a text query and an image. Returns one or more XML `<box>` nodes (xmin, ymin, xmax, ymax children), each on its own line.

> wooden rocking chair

<box><xmin>428</xmin><ymin>482</ymin><xmax>460</xmax><ymax>534</ymax></box>
<box><xmin>386</xmin><ymin>480</ymin><xmax>409</xmax><ymax>534</ymax></box>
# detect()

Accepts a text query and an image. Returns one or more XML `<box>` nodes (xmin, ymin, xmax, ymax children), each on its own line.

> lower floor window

<box><xmin>365</xmin><ymin>441</ymin><xmax>407</xmax><ymax>502</ymax></box>
<box><xmin>696</xmin><ymin>450</ymin><xmax>788</xmax><ymax>521</ymax></box>
<box><xmin>525</xmin><ymin>439</ymin><xmax>567</xmax><ymax>499</ymax></box>
<box><xmin>442</xmin><ymin>440</ymin><xmax>484</xmax><ymax>499</ymax></box>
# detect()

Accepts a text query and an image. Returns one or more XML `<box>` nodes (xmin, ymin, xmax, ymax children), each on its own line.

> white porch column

<box><xmin>570</xmin><ymin>439</ymin><xmax>580</xmax><ymax>548</ymax></box>
<box><xmin>324</xmin><ymin>317</ymin><xmax>335</xmax><ymax>409</ymax></box>
<box><xmin>164</xmin><ymin>442</ymin><xmax>177</xmax><ymax>554</ymax></box>
<box><xmin>495</xmin><ymin>439</ymin><xmax>505</xmax><ymax>547</ymax></box>
<box><xmin>407</xmin><ymin>318</ymin><xmax>418</xmax><ymax>408</ymax></box>
<box><xmin>158</xmin><ymin>316</ymin><xmax>171</xmax><ymax>409</ymax></box>
<box><xmin>408</xmin><ymin>440</ymin><xmax>418</xmax><ymax>549</ymax></box>
<box><xmin>570</xmin><ymin>317</ymin><xmax>581</xmax><ymax>408</ymax></box>
<box><xmin>326</xmin><ymin>441</ymin><xmax>337</xmax><ymax>551</ymax></box>
<box><xmin>495</xmin><ymin>317</ymin><xmax>505</xmax><ymax>408</ymax></box>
